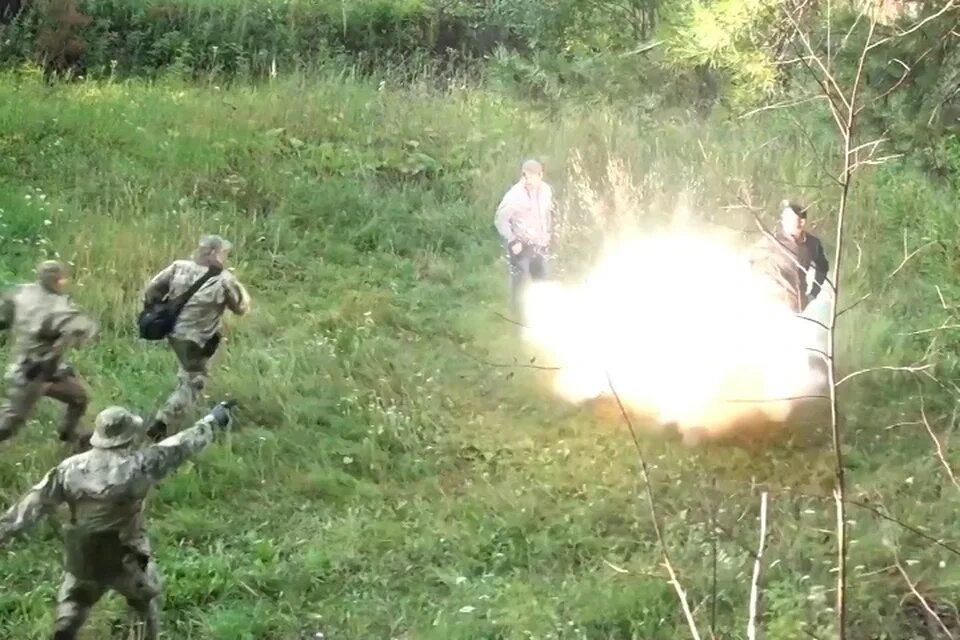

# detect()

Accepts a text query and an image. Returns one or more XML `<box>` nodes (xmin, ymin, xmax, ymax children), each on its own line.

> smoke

<box><xmin>521</xmin><ymin>230</ymin><xmax>829</xmax><ymax>442</ymax></box>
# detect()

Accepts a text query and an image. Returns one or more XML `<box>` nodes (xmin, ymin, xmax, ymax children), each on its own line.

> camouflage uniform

<box><xmin>0</xmin><ymin>261</ymin><xmax>97</xmax><ymax>443</ymax></box>
<box><xmin>0</xmin><ymin>402</ymin><xmax>236</xmax><ymax>640</ymax></box>
<box><xmin>143</xmin><ymin>235</ymin><xmax>249</xmax><ymax>436</ymax></box>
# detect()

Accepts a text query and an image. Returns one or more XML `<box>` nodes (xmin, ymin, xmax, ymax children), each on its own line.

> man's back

<box><xmin>148</xmin><ymin>259</ymin><xmax>248</xmax><ymax>346</ymax></box>
<box><xmin>58</xmin><ymin>448</ymin><xmax>153</xmax><ymax>544</ymax></box>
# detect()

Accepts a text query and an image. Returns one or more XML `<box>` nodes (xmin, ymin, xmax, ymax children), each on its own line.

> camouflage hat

<box><xmin>36</xmin><ymin>260</ymin><xmax>67</xmax><ymax>291</ymax></box>
<box><xmin>89</xmin><ymin>406</ymin><xmax>143</xmax><ymax>449</ymax></box>
<box><xmin>198</xmin><ymin>234</ymin><xmax>232</xmax><ymax>253</ymax></box>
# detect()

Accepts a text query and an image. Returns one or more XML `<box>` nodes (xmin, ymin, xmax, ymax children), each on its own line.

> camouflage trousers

<box><xmin>54</xmin><ymin>537</ymin><xmax>162</xmax><ymax>640</ymax></box>
<box><xmin>155</xmin><ymin>337</ymin><xmax>214</xmax><ymax>431</ymax></box>
<box><xmin>0</xmin><ymin>362</ymin><xmax>88</xmax><ymax>443</ymax></box>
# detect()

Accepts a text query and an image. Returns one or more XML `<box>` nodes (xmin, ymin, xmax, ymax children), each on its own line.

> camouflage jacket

<box><xmin>0</xmin><ymin>412</ymin><xmax>227</xmax><ymax>555</ymax></box>
<box><xmin>0</xmin><ymin>283</ymin><xmax>97</xmax><ymax>372</ymax></box>
<box><xmin>143</xmin><ymin>260</ymin><xmax>250</xmax><ymax>347</ymax></box>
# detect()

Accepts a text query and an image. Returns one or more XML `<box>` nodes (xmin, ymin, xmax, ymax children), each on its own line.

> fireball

<box><xmin>522</xmin><ymin>231</ymin><xmax>828</xmax><ymax>440</ymax></box>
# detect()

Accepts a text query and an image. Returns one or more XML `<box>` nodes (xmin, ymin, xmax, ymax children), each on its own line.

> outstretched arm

<box><xmin>137</xmin><ymin>402</ymin><xmax>235</xmax><ymax>482</ymax></box>
<box><xmin>0</xmin><ymin>467</ymin><xmax>64</xmax><ymax>543</ymax></box>
<box><xmin>143</xmin><ymin>263</ymin><xmax>176</xmax><ymax>306</ymax></box>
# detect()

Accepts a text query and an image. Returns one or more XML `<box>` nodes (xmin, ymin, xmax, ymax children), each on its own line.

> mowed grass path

<box><xmin>0</xmin><ymin>73</ymin><xmax>958</xmax><ymax>639</ymax></box>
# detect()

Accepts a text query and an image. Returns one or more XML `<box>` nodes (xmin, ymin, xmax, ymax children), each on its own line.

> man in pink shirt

<box><xmin>494</xmin><ymin>159</ymin><xmax>554</xmax><ymax>320</ymax></box>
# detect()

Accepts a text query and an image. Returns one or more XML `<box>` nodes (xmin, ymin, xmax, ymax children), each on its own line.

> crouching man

<box><xmin>0</xmin><ymin>401</ymin><xmax>237</xmax><ymax>640</ymax></box>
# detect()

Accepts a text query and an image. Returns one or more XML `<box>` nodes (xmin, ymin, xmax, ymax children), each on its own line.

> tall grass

<box><xmin>0</xmin><ymin>69</ymin><xmax>958</xmax><ymax>638</ymax></box>
<box><xmin>0</xmin><ymin>0</ymin><xmax>518</xmax><ymax>79</ymax></box>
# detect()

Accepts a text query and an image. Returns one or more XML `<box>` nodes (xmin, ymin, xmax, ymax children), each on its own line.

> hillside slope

<box><xmin>0</xmin><ymin>72</ymin><xmax>959</xmax><ymax>639</ymax></box>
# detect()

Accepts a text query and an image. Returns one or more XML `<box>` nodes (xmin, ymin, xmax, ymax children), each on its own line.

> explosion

<box><xmin>522</xmin><ymin>230</ymin><xmax>829</xmax><ymax>441</ymax></box>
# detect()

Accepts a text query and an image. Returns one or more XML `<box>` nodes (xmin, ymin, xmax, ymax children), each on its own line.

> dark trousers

<box><xmin>507</xmin><ymin>243</ymin><xmax>549</xmax><ymax>322</ymax></box>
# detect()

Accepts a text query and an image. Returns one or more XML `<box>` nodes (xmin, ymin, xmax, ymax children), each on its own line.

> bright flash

<box><xmin>522</xmin><ymin>231</ymin><xmax>828</xmax><ymax>439</ymax></box>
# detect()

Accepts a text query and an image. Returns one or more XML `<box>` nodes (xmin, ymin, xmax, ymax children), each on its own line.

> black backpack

<box><xmin>138</xmin><ymin>266</ymin><xmax>222</xmax><ymax>341</ymax></box>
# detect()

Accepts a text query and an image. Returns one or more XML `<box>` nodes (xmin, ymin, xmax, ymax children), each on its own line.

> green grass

<box><xmin>0</xmin><ymin>69</ymin><xmax>959</xmax><ymax>639</ymax></box>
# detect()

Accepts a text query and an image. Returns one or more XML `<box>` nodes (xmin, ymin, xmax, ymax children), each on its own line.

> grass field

<box><xmin>0</xmin><ymin>69</ymin><xmax>959</xmax><ymax>639</ymax></box>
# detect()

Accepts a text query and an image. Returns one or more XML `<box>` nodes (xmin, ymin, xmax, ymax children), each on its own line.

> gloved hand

<box><xmin>210</xmin><ymin>400</ymin><xmax>238</xmax><ymax>428</ymax></box>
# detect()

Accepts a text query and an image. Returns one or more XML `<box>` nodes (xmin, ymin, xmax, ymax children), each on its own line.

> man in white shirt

<box><xmin>494</xmin><ymin>159</ymin><xmax>554</xmax><ymax>320</ymax></box>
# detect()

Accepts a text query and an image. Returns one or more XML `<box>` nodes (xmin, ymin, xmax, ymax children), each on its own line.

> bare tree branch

<box><xmin>816</xmin><ymin>11</ymin><xmax>878</xmax><ymax>637</ymax></box>
<box><xmin>935</xmin><ymin>286</ymin><xmax>950</xmax><ymax>310</ymax></box>
<box><xmin>884</xmin><ymin>420</ymin><xmax>924</xmax><ymax>431</ymax></box>
<box><xmin>605</xmin><ymin>373</ymin><xmax>702</xmax><ymax>640</ymax></box>
<box><xmin>739</xmin><ymin>94</ymin><xmax>827</xmax><ymax>120</ymax></box>
<box><xmin>847</xmin><ymin>137</ymin><xmax>888</xmax><ymax>157</ymax></box>
<box><xmin>710</xmin><ymin>476</ymin><xmax>719</xmax><ymax>640</ymax></box>
<box><xmin>868</xmin><ymin>1</ymin><xmax>959</xmax><ymax>52</ymax></box>
<box><xmin>747</xmin><ymin>492</ymin><xmax>769</xmax><ymax>640</ymax></box>
<box><xmin>836</xmin><ymin>292</ymin><xmax>870</xmax><ymax>318</ymax></box>
<box><xmin>919</xmin><ymin>389</ymin><xmax>960</xmax><ymax>491</ymax></box>
<box><xmin>837</xmin><ymin>3</ymin><xmax>867</xmax><ymax>58</ymax></box>
<box><xmin>888</xmin><ymin>239</ymin><xmax>937</xmax><ymax>279</ymax></box>
<box><xmin>894</xmin><ymin>555</ymin><xmax>956</xmax><ymax>640</ymax></box>
<box><xmin>900</xmin><ymin>323</ymin><xmax>960</xmax><ymax>336</ymax></box>
<box><xmin>787</xmin><ymin>9</ymin><xmax>851</xmax><ymax>111</ymax></box>
<box><xmin>835</xmin><ymin>364</ymin><xmax>933</xmax><ymax>387</ymax></box>
<box><xmin>848</xmin><ymin>154</ymin><xmax>905</xmax><ymax>171</ymax></box>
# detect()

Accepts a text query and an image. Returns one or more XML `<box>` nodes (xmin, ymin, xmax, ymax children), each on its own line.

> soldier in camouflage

<box><xmin>142</xmin><ymin>235</ymin><xmax>249</xmax><ymax>440</ymax></box>
<box><xmin>0</xmin><ymin>400</ymin><xmax>237</xmax><ymax>640</ymax></box>
<box><xmin>0</xmin><ymin>260</ymin><xmax>98</xmax><ymax>444</ymax></box>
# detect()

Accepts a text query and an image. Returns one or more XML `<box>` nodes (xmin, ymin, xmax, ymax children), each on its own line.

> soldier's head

<box><xmin>194</xmin><ymin>234</ymin><xmax>232</xmax><ymax>268</ymax></box>
<box><xmin>521</xmin><ymin>159</ymin><xmax>544</xmax><ymax>189</ymax></box>
<box><xmin>779</xmin><ymin>200</ymin><xmax>807</xmax><ymax>239</ymax></box>
<box><xmin>90</xmin><ymin>406</ymin><xmax>144</xmax><ymax>450</ymax></box>
<box><xmin>36</xmin><ymin>260</ymin><xmax>68</xmax><ymax>294</ymax></box>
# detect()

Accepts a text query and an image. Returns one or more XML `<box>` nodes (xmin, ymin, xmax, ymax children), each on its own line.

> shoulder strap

<box><xmin>174</xmin><ymin>267</ymin><xmax>223</xmax><ymax>311</ymax></box>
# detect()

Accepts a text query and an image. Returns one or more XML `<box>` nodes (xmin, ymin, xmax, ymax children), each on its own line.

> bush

<box><xmin>0</xmin><ymin>0</ymin><xmax>524</xmax><ymax>78</ymax></box>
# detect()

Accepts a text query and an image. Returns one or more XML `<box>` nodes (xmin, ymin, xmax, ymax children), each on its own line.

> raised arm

<box><xmin>0</xmin><ymin>467</ymin><xmax>65</xmax><ymax>543</ymax></box>
<box><xmin>143</xmin><ymin>263</ymin><xmax>176</xmax><ymax>306</ymax></box>
<box><xmin>137</xmin><ymin>401</ymin><xmax>236</xmax><ymax>482</ymax></box>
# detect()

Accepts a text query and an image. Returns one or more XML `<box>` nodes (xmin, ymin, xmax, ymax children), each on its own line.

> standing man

<box><xmin>142</xmin><ymin>235</ymin><xmax>249</xmax><ymax>440</ymax></box>
<box><xmin>0</xmin><ymin>400</ymin><xmax>237</xmax><ymax>640</ymax></box>
<box><xmin>750</xmin><ymin>200</ymin><xmax>830</xmax><ymax>313</ymax></box>
<box><xmin>494</xmin><ymin>159</ymin><xmax>554</xmax><ymax>321</ymax></box>
<box><xmin>0</xmin><ymin>260</ymin><xmax>97</xmax><ymax>445</ymax></box>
